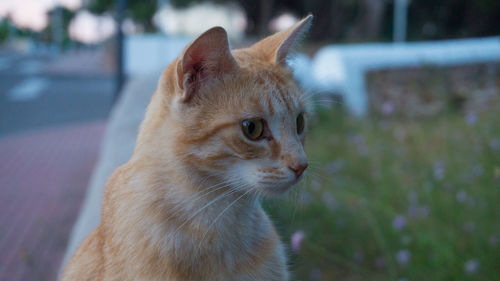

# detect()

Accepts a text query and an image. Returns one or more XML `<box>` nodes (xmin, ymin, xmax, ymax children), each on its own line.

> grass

<box><xmin>264</xmin><ymin>103</ymin><xmax>500</xmax><ymax>281</ymax></box>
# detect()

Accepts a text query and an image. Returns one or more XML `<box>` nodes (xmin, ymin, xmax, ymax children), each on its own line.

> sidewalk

<box><xmin>60</xmin><ymin>73</ymin><xmax>159</xmax><ymax>271</ymax></box>
<box><xmin>0</xmin><ymin>121</ymin><xmax>106</xmax><ymax>281</ymax></box>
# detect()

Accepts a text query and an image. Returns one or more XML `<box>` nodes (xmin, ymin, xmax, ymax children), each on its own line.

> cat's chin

<box><xmin>258</xmin><ymin>181</ymin><xmax>299</xmax><ymax>197</ymax></box>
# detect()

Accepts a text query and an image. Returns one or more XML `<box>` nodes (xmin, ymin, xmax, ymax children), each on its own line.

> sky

<box><xmin>0</xmin><ymin>0</ymin><xmax>82</xmax><ymax>31</ymax></box>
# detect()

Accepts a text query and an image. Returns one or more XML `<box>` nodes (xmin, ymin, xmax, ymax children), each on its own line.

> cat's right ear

<box><xmin>176</xmin><ymin>27</ymin><xmax>238</xmax><ymax>103</ymax></box>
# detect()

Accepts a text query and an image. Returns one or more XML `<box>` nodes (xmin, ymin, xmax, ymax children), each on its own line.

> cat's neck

<box><xmin>129</xmin><ymin>153</ymin><xmax>263</xmax><ymax>239</ymax></box>
<box><xmin>111</xmin><ymin>157</ymin><xmax>276</xmax><ymax>280</ymax></box>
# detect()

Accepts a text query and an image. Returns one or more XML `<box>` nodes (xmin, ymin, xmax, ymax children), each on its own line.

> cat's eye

<box><xmin>296</xmin><ymin>113</ymin><xmax>305</xmax><ymax>135</ymax></box>
<box><xmin>242</xmin><ymin>119</ymin><xmax>264</xmax><ymax>140</ymax></box>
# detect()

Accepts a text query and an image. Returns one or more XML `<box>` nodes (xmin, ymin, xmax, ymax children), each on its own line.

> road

<box><xmin>0</xmin><ymin>49</ymin><xmax>114</xmax><ymax>137</ymax></box>
<box><xmin>0</xmin><ymin>49</ymin><xmax>114</xmax><ymax>281</ymax></box>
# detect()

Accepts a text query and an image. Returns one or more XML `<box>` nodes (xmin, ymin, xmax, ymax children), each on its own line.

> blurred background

<box><xmin>0</xmin><ymin>0</ymin><xmax>499</xmax><ymax>280</ymax></box>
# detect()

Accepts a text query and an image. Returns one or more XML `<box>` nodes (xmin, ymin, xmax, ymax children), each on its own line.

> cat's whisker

<box><xmin>192</xmin><ymin>182</ymin><xmax>250</xmax><ymax>254</ymax></box>
<box><xmin>288</xmin><ymin>184</ymin><xmax>300</xmax><ymax>223</ymax></box>
<box><xmin>306</xmin><ymin>169</ymin><xmax>331</xmax><ymax>182</ymax></box>
<box><xmin>163</xmin><ymin>178</ymin><xmax>242</xmax><ymax>223</ymax></box>
<box><xmin>197</xmin><ymin>184</ymin><xmax>254</xmax><ymax>250</ymax></box>
<box><xmin>171</xmin><ymin>183</ymin><xmax>244</xmax><ymax>235</ymax></box>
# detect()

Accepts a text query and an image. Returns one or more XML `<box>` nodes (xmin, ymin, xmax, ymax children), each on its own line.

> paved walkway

<box><xmin>61</xmin><ymin>74</ymin><xmax>157</xmax><ymax>269</ymax></box>
<box><xmin>0</xmin><ymin>121</ymin><xmax>106</xmax><ymax>281</ymax></box>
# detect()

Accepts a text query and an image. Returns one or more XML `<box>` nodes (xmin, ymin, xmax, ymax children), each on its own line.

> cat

<box><xmin>61</xmin><ymin>15</ymin><xmax>312</xmax><ymax>281</ymax></box>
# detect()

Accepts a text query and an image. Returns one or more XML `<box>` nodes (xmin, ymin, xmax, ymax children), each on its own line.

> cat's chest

<box><xmin>155</xmin><ymin>209</ymin><xmax>281</xmax><ymax>279</ymax></box>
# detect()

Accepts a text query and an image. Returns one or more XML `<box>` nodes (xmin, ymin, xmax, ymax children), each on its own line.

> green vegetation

<box><xmin>265</xmin><ymin>103</ymin><xmax>500</xmax><ymax>280</ymax></box>
<box><xmin>0</xmin><ymin>20</ymin><xmax>9</xmax><ymax>43</ymax></box>
<box><xmin>88</xmin><ymin>0</ymin><xmax>158</xmax><ymax>31</ymax></box>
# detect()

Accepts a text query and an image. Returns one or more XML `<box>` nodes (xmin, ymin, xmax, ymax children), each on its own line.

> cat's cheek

<box><xmin>226</xmin><ymin>162</ymin><xmax>261</xmax><ymax>191</ymax></box>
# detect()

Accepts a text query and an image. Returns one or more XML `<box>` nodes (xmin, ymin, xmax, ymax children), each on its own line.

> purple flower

<box><xmin>382</xmin><ymin>101</ymin><xmax>394</xmax><ymax>115</ymax></box>
<box><xmin>291</xmin><ymin>230</ymin><xmax>305</xmax><ymax>253</ymax></box>
<box><xmin>349</xmin><ymin>134</ymin><xmax>370</xmax><ymax>156</ymax></box>
<box><xmin>433</xmin><ymin>161</ymin><xmax>445</xmax><ymax>180</ymax></box>
<box><xmin>322</xmin><ymin>191</ymin><xmax>336</xmax><ymax>209</ymax></box>
<box><xmin>392</xmin><ymin>215</ymin><xmax>407</xmax><ymax>230</ymax></box>
<box><xmin>464</xmin><ymin>259</ymin><xmax>479</xmax><ymax>274</ymax></box>
<box><xmin>465</xmin><ymin>112</ymin><xmax>477</xmax><ymax>126</ymax></box>
<box><xmin>396</xmin><ymin>249</ymin><xmax>411</xmax><ymax>265</ymax></box>
<box><xmin>456</xmin><ymin>190</ymin><xmax>467</xmax><ymax>203</ymax></box>
<box><xmin>491</xmin><ymin>138</ymin><xmax>500</xmax><ymax>151</ymax></box>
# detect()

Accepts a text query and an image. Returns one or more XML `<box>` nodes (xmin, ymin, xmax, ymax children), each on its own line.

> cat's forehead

<box><xmin>236</xmin><ymin>69</ymin><xmax>303</xmax><ymax>118</ymax></box>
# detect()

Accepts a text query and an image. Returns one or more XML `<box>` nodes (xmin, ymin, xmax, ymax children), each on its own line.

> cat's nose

<box><xmin>289</xmin><ymin>162</ymin><xmax>308</xmax><ymax>179</ymax></box>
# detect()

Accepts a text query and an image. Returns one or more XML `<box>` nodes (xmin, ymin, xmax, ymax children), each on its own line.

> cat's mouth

<box><xmin>261</xmin><ymin>176</ymin><xmax>303</xmax><ymax>196</ymax></box>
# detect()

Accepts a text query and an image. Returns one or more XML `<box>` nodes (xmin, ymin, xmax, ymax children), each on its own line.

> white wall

<box><xmin>125</xmin><ymin>34</ymin><xmax>192</xmax><ymax>75</ymax></box>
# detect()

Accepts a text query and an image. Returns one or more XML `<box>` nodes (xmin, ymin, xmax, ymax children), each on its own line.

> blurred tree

<box><xmin>87</xmin><ymin>0</ymin><xmax>500</xmax><ymax>41</ymax></box>
<box><xmin>41</xmin><ymin>7</ymin><xmax>76</xmax><ymax>48</ymax></box>
<box><xmin>170</xmin><ymin>0</ymin><xmax>275</xmax><ymax>36</ymax></box>
<box><xmin>88</xmin><ymin>0</ymin><xmax>157</xmax><ymax>31</ymax></box>
<box><xmin>407</xmin><ymin>0</ymin><xmax>500</xmax><ymax>40</ymax></box>
<box><xmin>347</xmin><ymin>0</ymin><xmax>388</xmax><ymax>40</ymax></box>
<box><xmin>0</xmin><ymin>20</ymin><xmax>9</xmax><ymax>43</ymax></box>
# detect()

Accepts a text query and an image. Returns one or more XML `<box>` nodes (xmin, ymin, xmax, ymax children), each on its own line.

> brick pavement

<box><xmin>0</xmin><ymin>121</ymin><xmax>106</xmax><ymax>281</ymax></box>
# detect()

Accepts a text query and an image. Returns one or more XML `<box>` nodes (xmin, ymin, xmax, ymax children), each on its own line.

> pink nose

<box><xmin>289</xmin><ymin>162</ymin><xmax>308</xmax><ymax>179</ymax></box>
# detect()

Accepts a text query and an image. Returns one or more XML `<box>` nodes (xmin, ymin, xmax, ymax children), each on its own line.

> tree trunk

<box><xmin>258</xmin><ymin>0</ymin><xmax>274</xmax><ymax>36</ymax></box>
<box><xmin>349</xmin><ymin>0</ymin><xmax>387</xmax><ymax>40</ymax></box>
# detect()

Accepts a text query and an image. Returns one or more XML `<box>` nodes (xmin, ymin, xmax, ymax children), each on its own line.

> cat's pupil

<box><xmin>297</xmin><ymin>113</ymin><xmax>305</xmax><ymax>134</ymax></box>
<box><xmin>248</xmin><ymin>122</ymin><xmax>255</xmax><ymax>134</ymax></box>
<box><xmin>242</xmin><ymin>119</ymin><xmax>264</xmax><ymax>140</ymax></box>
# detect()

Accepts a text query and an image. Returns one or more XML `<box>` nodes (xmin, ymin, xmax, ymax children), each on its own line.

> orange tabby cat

<box><xmin>62</xmin><ymin>15</ymin><xmax>312</xmax><ymax>281</ymax></box>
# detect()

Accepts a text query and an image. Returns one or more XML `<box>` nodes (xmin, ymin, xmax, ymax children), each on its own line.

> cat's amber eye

<box><xmin>296</xmin><ymin>113</ymin><xmax>305</xmax><ymax>134</ymax></box>
<box><xmin>242</xmin><ymin>119</ymin><xmax>264</xmax><ymax>140</ymax></box>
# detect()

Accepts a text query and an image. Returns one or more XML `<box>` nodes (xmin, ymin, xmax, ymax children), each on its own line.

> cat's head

<box><xmin>143</xmin><ymin>16</ymin><xmax>313</xmax><ymax>197</ymax></box>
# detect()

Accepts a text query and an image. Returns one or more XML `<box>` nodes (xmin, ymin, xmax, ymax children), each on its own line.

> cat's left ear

<box><xmin>250</xmin><ymin>15</ymin><xmax>313</xmax><ymax>66</ymax></box>
<box><xmin>176</xmin><ymin>26</ymin><xmax>238</xmax><ymax>103</ymax></box>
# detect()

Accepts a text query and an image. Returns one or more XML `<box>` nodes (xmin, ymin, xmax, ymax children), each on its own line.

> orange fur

<box><xmin>62</xmin><ymin>15</ymin><xmax>313</xmax><ymax>281</ymax></box>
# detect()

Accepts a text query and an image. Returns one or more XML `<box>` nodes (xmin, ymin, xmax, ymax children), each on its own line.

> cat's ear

<box><xmin>176</xmin><ymin>26</ymin><xmax>238</xmax><ymax>103</ymax></box>
<box><xmin>250</xmin><ymin>15</ymin><xmax>313</xmax><ymax>66</ymax></box>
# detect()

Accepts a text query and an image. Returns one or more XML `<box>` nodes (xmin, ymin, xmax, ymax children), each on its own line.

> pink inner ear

<box><xmin>177</xmin><ymin>26</ymin><xmax>238</xmax><ymax>102</ymax></box>
<box><xmin>181</xmin><ymin>62</ymin><xmax>204</xmax><ymax>103</ymax></box>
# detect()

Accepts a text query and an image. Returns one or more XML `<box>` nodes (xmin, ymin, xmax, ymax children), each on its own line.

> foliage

<box><xmin>264</xmin><ymin>100</ymin><xmax>500</xmax><ymax>280</ymax></box>
<box><xmin>406</xmin><ymin>0</ymin><xmax>500</xmax><ymax>40</ymax></box>
<box><xmin>88</xmin><ymin>0</ymin><xmax>157</xmax><ymax>31</ymax></box>
<box><xmin>85</xmin><ymin>0</ymin><xmax>500</xmax><ymax>41</ymax></box>
<box><xmin>0</xmin><ymin>20</ymin><xmax>9</xmax><ymax>43</ymax></box>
